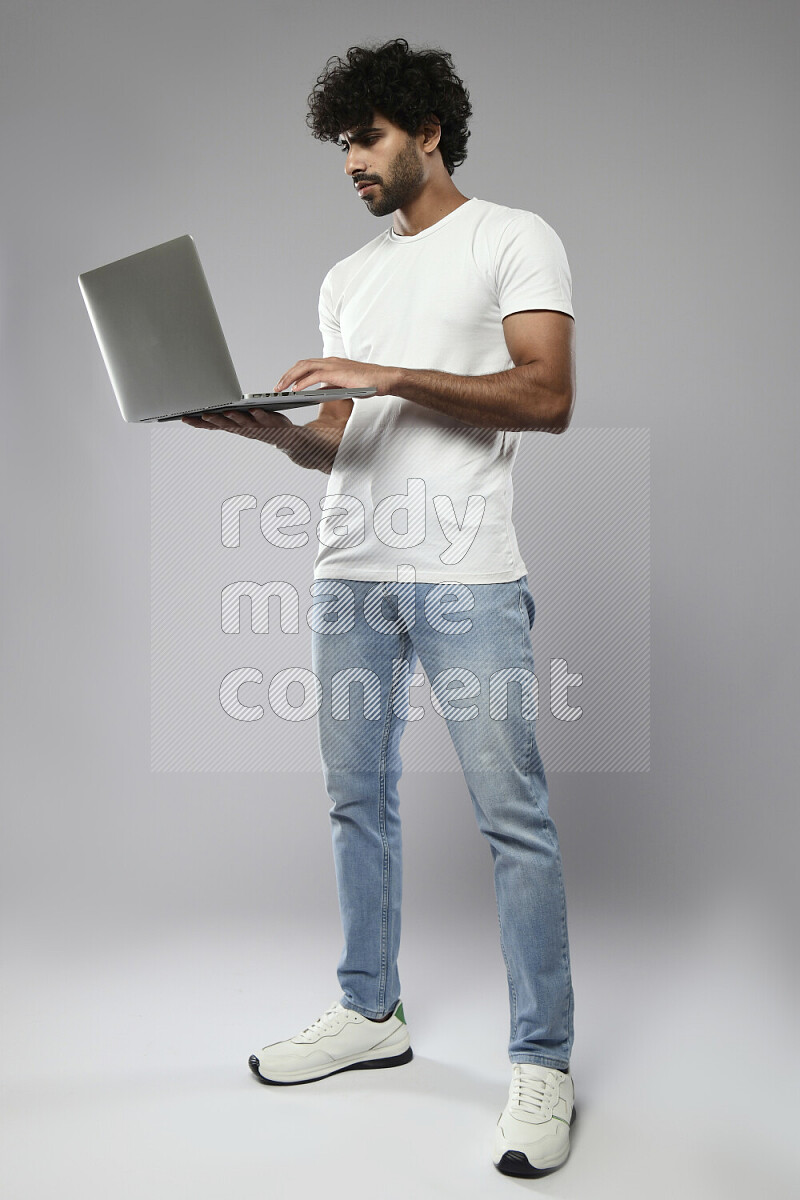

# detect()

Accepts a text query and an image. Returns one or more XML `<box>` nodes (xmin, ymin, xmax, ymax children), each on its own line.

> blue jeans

<box><xmin>310</xmin><ymin>574</ymin><xmax>574</xmax><ymax>1070</ymax></box>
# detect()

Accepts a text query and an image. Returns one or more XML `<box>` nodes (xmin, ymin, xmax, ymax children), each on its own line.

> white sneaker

<box><xmin>249</xmin><ymin>999</ymin><xmax>413</xmax><ymax>1085</ymax></box>
<box><xmin>492</xmin><ymin>1063</ymin><xmax>576</xmax><ymax>1176</ymax></box>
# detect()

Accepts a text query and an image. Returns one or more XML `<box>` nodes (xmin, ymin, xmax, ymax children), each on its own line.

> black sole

<box><xmin>494</xmin><ymin>1102</ymin><xmax>577</xmax><ymax>1178</ymax></box>
<box><xmin>248</xmin><ymin>1045</ymin><xmax>413</xmax><ymax>1086</ymax></box>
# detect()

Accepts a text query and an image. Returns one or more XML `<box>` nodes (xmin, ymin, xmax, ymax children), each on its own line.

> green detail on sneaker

<box><xmin>395</xmin><ymin>1001</ymin><xmax>406</xmax><ymax>1024</ymax></box>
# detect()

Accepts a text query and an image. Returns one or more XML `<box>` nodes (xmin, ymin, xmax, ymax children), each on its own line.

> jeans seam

<box><xmin>496</xmin><ymin>895</ymin><xmax>518</xmax><ymax>1044</ymax></box>
<box><xmin>509</xmin><ymin>1055</ymin><xmax>570</xmax><ymax>1070</ymax></box>
<box><xmin>377</xmin><ymin>673</ymin><xmax>392</xmax><ymax>1016</ymax></box>
<box><xmin>557</xmin><ymin>850</ymin><xmax>574</xmax><ymax>1056</ymax></box>
<box><xmin>341</xmin><ymin>998</ymin><xmax>393</xmax><ymax>1021</ymax></box>
<box><xmin>376</xmin><ymin>603</ymin><xmax>406</xmax><ymax>1015</ymax></box>
<box><xmin>517</xmin><ymin>579</ymin><xmax>534</xmax><ymax>775</ymax></box>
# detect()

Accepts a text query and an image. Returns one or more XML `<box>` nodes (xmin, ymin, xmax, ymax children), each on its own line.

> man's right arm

<box><xmin>181</xmin><ymin>396</ymin><xmax>353</xmax><ymax>475</ymax></box>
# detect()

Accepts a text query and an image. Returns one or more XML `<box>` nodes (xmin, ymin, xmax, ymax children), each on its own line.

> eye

<box><xmin>339</xmin><ymin>138</ymin><xmax>376</xmax><ymax>153</ymax></box>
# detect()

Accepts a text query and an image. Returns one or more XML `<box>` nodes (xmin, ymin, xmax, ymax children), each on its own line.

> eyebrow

<box><xmin>337</xmin><ymin>126</ymin><xmax>382</xmax><ymax>145</ymax></box>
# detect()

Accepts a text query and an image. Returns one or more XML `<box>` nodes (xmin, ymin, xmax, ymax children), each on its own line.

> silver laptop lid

<box><xmin>79</xmin><ymin>235</ymin><xmax>378</xmax><ymax>422</ymax></box>
<box><xmin>79</xmin><ymin>235</ymin><xmax>244</xmax><ymax>423</ymax></box>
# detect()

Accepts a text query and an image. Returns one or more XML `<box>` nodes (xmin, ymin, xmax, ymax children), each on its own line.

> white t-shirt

<box><xmin>312</xmin><ymin>196</ymin><xmax>574</xmax><ymax>584</ymax></box>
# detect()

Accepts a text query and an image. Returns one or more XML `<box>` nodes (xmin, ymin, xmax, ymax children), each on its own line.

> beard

<box><xmin>360</xmin><ymin>136</ymin><xmax>425</xmax><ymax>216</ymax></box>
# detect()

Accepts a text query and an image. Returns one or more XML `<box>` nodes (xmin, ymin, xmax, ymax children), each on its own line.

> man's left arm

<box><xmin>273</xmin><ymin>308</ymin><xmax>575</xmax><ymax>434</ymax></box>
<box><xmin>393</xmin><ymin>308</ymin><xmax>575</xmax><ymax>432</ymax></box>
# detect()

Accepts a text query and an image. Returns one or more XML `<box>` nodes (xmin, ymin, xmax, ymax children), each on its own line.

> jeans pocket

<box><xmin>519</xmin><ymin>574</ymin><xmax>536</xmax><ymax>632</ymax></box>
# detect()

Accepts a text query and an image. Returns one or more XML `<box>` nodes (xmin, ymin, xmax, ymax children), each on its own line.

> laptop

<box><xmin>78</xmin><ymin>234</ymin><xmax>377</xmax><ymax>422</ymax></box>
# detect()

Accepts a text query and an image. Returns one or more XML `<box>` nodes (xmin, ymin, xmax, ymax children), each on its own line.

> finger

<box><xmin>274</xmin><ymin>361</ymin><xmax>308</xmax><ymax>391</ymax></box>
<box><xmin>185</xmin><ymin>414</ymin><xmax>231</xmax><ymax>428</ymax></box>
<box><xmin>220</xmin><ymin>410</ymin><xmax>256</xmax><ymax>425</ymax></box>
<box><xmin>248</xmin><ymin>408</ymin><xmax>292</xmax><ymax>427</ymax></box>
<box><xmin>288</xmin><ymin>370</ymin><xmax>322</xmax><ymax>391</ymax></box>
<box><xmin>277</xmin><ymin>359</ymin><xmax>329</xmax><ymax>391</ymax></box>
<box><xmin>199</xmin><ymin>413</ymin><xmax>238</xmax><ymax>428</ymax></box>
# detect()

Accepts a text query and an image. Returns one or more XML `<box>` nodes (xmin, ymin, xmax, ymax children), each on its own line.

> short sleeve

<box><xmin>318</xmin><ymin>267</ymin><xmax>346</xmax><ymax>357</ymax></box>
<box><xmin>494</xmin><ymin>212</ymin><xmax>574</xmax><ymax>321</ymax></box>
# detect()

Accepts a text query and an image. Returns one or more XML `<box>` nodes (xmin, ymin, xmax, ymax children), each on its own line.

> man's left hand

<box><xmin>273</xmin><ymin>357</ymin><xmax>401</xmax><ymax>396</ymax></box>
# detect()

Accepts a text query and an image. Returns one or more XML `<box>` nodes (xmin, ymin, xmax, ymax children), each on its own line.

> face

<box><xmin>337</xmin><ymin>113</ymin><xmax>428</xmax><ymax>216</ymax></box>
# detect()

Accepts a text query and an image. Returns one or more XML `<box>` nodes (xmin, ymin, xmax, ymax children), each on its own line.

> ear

<box><xmin>419</xmin><ymin>114</ymin><xmax>442</xmax><ymax>153</ymax></box>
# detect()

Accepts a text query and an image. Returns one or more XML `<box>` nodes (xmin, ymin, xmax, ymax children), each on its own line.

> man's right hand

<box><xmin>181</xmin><ymin>407</ymin><xmax>348</xmax><ymax>474</ymax></box>
<box><xmin>181</xmin><ymin>407</ymin><xmax>294</xmax><ymax>447</ymax></box>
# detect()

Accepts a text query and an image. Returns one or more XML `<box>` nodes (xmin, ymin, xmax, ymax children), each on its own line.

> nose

<box><xmin>344</xmin><ymin>146</ymin><xmax>367</xmax><ymax>177</ymax></box>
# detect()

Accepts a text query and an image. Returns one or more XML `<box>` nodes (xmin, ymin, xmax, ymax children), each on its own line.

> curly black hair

<box><xmin>305</xmin><ymin>38</ymin><xmax>472</xmax><ymax>176</ymax></box>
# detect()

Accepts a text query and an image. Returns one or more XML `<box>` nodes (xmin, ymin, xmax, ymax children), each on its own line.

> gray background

<box><xmin>2</xmin><ymin>1</ymin><xmax>798</xmax><ymax>1197</ymax></box>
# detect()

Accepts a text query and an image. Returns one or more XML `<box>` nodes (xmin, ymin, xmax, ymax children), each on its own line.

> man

<box><xmin>183</xmin><ymin>38</ymin><xmax>577</xmax><ymax>1179</ymax></box>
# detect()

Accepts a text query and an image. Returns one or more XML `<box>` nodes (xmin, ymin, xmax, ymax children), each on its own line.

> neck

<box><xmin>392</xmin><ymin>180</ymin><xmax>470</xmax><ymax>237</ymax></box>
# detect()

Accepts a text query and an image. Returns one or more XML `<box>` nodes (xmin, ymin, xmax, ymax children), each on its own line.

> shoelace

<box><xmin>511</xmin><ymin>1066</ymin><xmax>554</xmax><ymax>1116</ymax></box>
<box><xmin>296</xmin><ymin>1003</ymin><xmax>343</xmax><ymax>1040</ymax></box>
